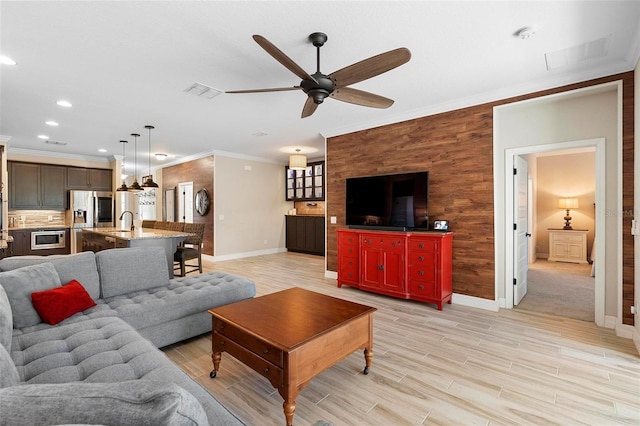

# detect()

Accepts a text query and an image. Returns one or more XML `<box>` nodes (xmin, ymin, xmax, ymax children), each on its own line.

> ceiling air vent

<box><xmin>45</xmin><ymin>140</ymin><xmax>67</xmax><ymax>146</ymax></box>
<box><xmin>184</xmin><ymin>82</ymin><xmax>223</xmax><ymax>99</ymax></box>
<box><xmin>545</xmin><ymin>35</ymin><xmax>611</xmax><ymax>71</ymax></box>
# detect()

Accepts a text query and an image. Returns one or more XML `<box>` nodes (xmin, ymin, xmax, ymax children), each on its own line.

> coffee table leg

<box><xmin>283</xmin><ymin>399</ymin><xmax>296</xmax><ymax>426</ymax></box>
<box><xmin>210</xmin><ymin>352</ymin><xmax>221</xmax><ymax>379</ymax></box>
<box><xmin>363</xmin><ymin>348</ymin><xmax>373</xmax><ymax>375</ymax></box>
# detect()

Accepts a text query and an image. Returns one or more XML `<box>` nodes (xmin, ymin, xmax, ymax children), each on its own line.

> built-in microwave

<box><xmin>31</xmin><ymin>230</ymin><xmax>66</xmax><ymax>250</ymax></box>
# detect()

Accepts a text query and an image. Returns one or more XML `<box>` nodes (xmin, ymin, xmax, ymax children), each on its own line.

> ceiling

<box><xmin>1</xmin><ymin>1</ymin><xmax>639</xmax><ymax>176</ymax></box>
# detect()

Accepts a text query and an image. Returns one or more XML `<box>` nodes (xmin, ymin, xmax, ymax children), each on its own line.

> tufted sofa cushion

<box><xmin>96</xmin><ymin>247</ymin><xmax>170</xmax><ymax>298</ymax></box>
<box><xmin>101</xmin><ymin>271</ymin><xmax>256</xmax><ymax>330</ymax></box>
<box><xmin>11</xmin><ymin>316</ymin><xmax>172</xmax><ymax>383</ymax></box>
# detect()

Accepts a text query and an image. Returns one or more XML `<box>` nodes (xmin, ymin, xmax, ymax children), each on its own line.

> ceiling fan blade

<box><xmin>301</xmin><ymin>97</ymin><xmax>318</xmax><ymax>118</ymax></box>
<box><xmin>226</xmin><ymin>86</ymin><xmax>301</xmax><ymax>94</ymax></box>
<box><xmin>330</xmin><ymin>87</ymin><xmax>394</xmax><ymax>108</ymax></box>
<box><xmin>253</xmin><ymin>35</ymin><xmax>317</xmax><ymax>83</ymax></box>
<box><xmin>329</xmin><ymin>47</ymin><xmax>411</xmax><ymax>87</ymax></box>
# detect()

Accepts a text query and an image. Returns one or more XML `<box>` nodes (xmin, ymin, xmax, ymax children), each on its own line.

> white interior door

<box><xmin>177</xmin><ymin>182</ymin><xmax>193</xmax><ymax>223</ymax></box>
<box><xmin>514</xmin><ymin>155</ymin><xmax>529</xmax><ymax>305</ymax></box>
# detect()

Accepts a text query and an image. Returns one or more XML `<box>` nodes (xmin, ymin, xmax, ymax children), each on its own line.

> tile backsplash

<box><xmin>8</xmin><ymin>210</ymin><xmax>67</xmax><ymax>228</ymax></box>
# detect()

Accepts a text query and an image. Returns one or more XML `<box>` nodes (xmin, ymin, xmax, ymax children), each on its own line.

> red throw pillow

<box><xmin>31</xmin><ymin>280</ymin><xmax>97</xmax><ymax>325</ymax></box>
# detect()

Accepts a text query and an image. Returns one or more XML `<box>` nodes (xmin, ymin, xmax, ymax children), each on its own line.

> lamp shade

<box><xmin>558</xmin><ymin>197</ymin><xmax>579</xmax><ymax>210</ymax></box>
<box><xmin>289</xmin><ymin>153</ymin><xmax>307</xmax><ymax>170</ymax></box>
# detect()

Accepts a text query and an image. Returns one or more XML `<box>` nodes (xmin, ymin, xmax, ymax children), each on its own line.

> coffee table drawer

<box><xmin>214</xmin><ymin>333</ymin><xmax>283</xmax><ymax>386</ymax></box>
<box><xmin>214</xmin><ymin>320</ymin><xmax>283</xmax><ymax>367</ymax></box>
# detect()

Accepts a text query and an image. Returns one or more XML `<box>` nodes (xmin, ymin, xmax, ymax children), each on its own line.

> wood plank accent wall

<box><xmin>327</xmin><ymin>72</ymin><xmax>634</xmax><ymax>325</ymax></box>
<box><xmin>162</xmin><ymin>156</ymin><xmax>214</xmax><ymax>255</ymax></box>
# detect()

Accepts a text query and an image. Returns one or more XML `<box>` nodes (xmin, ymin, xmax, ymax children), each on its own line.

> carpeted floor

<box><xmin>516</xmin><ymin>259</ymin><xmax>595</xmax><ymax>322</ymax></box>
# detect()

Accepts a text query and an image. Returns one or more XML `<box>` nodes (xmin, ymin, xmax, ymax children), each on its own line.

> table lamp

<box><xmin>558</xmin><ymin>197</ymin><xmax>579</xmax><ymax>230</ymax></box>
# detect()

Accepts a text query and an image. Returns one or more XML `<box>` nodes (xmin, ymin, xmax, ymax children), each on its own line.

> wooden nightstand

<box><xmin>548</xmin><ymin>229</ymin><xmax>588</xmax><ymax>264</ymax></box>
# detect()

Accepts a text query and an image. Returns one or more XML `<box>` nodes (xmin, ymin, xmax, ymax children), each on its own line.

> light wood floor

<box><xmin>163</xmin><ymin>252</ymin><xmax>640</xmax><ymax>426</ymax></box>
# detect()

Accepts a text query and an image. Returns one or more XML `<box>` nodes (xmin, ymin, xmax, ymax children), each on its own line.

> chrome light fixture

<box><xmin>116</xmin><ymin>140</ymin><xmax>129</xmax><ymax>192</ymax></box>
<box><xmin>289</xmin><ymin>149</ymin><xmax>307</xmax><ymax>170</ymax></box>
<box><xmin>141</xmin><ymin>125</ymin><xmax>159</xmax><ymax>188</ymax></box>
<box><xmin>128</xmin><ymin>133</ymin><xmax>143</xmax><ymax>192</ymax></box>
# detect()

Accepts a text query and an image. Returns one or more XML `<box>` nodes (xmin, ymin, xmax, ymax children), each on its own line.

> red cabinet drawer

<box><xmin>338</xmin><ymin>256</ymin><xmax>359</xmax><ymax>284</ymax></box>
<box><xmin>408</xmin><ymin>238</ymin><xmax>438</xmax><ymax>252</ymax></box>
<box><xmin>407</xmin><ymin>280</ymin><xmax>437</xmax><ymax>299</ymax></box>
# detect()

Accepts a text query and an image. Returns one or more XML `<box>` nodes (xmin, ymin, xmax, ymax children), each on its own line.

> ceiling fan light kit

<box><xmin>226</xmin><ymin>32</ymin><xmax>411</xmax><ymax>118</ymax></box>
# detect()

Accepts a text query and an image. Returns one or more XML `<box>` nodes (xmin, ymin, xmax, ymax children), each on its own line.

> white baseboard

<box><xmin>604</xmin><ymin>315</ymin><xmax>618</xmax><ymax>330</ymax></box>
<box><xmin>324</xmin><ymin>270</ymin><xmax>500</xmax><ymax>312</ymax></box>
<box><xmin>632</xmin><ymin>326</ymin><xmax>640</xmax><ymax>355</ymax></box>
<box><xmin>615</xmin><ymin>322</ymin><xmax>635</xmax><ymax>339</ymax></box>
<box><xmin>206</xmin><ymin>247</ymin><xmax>286</xmax><ymax>262</ymax></box>
<box><xmin>325</xmin><ymin>270</ymin><xmax>337</xmax><ymax>279</ymax></box>
<box><xmin>452</xmin><ymin>293</ymin><xmax>500</xmax><ymax>312</ymax></box>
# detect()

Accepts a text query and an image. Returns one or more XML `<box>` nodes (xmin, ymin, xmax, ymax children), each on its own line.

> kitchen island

<box><xmin>82</xmin><ymin>227</ymin><xmax>191</xmax><ymax>278</ymax></box>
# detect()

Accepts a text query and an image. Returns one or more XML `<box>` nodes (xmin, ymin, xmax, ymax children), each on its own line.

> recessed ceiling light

<box><xmin>37</xmin><ymin>134</ymin><xmax>49</xmax><ymax>139</ymax></box>
<box><xmin>0</xmin><ymin>56</ymin><xmax>16</xmax><ymax>65</ymax></box>
<box><xmin>56</xmin><ymin>100</ymin><xmax>72</xmax><ymax>107</ymax></box>
<box><xmin>45</xmin><ymin>121</ymin><xmax>59</xmax><ymax>126</ymax></box>
<box><xmin>98</xmin><ymin>148</ymin><xmax>107</xmax><ymax>153</ymax></box>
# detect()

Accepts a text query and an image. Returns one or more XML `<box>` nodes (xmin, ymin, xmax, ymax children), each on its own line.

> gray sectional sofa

<box><xmin>0</xmin><ymin>247</ymin><xmax>256</xmax><ymax>425</ymax></box>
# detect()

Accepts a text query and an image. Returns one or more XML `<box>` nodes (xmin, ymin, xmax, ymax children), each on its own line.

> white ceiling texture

<box><xmin>1</xmin><ymin>1</ymin><xmax>639</xmax><ymax>175</ymax></box>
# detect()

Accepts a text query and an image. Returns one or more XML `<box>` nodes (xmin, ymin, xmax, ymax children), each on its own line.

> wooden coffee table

<box><xmin>208</xmin><ymin>287</ymin><xmax>376</xmax><ymax>426</ymax></box>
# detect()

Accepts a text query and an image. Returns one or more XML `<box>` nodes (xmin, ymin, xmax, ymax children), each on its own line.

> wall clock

<box><xmin>195</xmin><ymin>188</ymin><xmax>210</xmax><ymax>216</ymax></box>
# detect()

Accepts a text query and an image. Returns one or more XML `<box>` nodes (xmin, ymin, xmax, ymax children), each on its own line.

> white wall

<box><xmin>495</xmin><ymin>84</ymin><xmax>620</xmax><ymax>317</ymax></box>
<box><xmin>212</xmin><ymin>155</ymin><xmax>290</xmax><ymax>258</ymax></box>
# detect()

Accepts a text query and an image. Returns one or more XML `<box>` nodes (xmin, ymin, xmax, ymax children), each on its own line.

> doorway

<box><xmin>178</xmin><ymin>182</ymin><xmax>194</xmax><ymax>223</ymax></box>
<box><xmin>504</xmin><ymin>139</ymin><xmax>605</xmax><ymax>324</ymax></box>
<box><xmin>513</xmin><ymin>149</ymin><xmax>596</xmax><ymax>321</ymax></box>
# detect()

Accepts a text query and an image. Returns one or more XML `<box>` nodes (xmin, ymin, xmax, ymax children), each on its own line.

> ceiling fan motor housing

<box><xmin>301</xmin><ymin>72</ymin><xmax>334</xmax><ymax>104</ymax></box>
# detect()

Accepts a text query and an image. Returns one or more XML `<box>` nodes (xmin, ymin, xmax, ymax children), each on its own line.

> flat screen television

<box><xmin>346</xmin><ymin>171</ymin><xmax>429</xmax><ymax>231</ymax></box>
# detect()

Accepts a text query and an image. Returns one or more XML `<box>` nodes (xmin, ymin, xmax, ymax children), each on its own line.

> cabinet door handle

<box><xmin>418</xmin><ymin>243</ymin><xmax>424</xmax><ymax>249</ymax></box>
<box><xmin>418</xmin><ymin>270</ymin><xmax>424</xmax><ymax>276</ymax></box>
<box><xmin>418</xmin><ymin>285</ymin><xmax>424</xmax><ymax>290</ymax></box>
<box><xmin>378</xmin><ymin>264</ymin><xmax>384</xmax><ymax>271</ymax></box>
<box><xmin>263</xmin><ymin>368</ymin><xmax>270</xmax><ymax>374</ymax></box>
<box><xmin>418</xmin><ymin>255</ymin><xmax>424</xmax><ymax>261</ymax></box>
<box><xmin>263</xmin><ymin>349</ymin><xmax>269</xmax><ymax>354</ymax></box>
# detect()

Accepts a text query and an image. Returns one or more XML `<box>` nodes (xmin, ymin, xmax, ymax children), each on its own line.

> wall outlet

<box><xmin>330</xmin><ymin>216</ymin><xmax>337</xmax><ymax>224</ymax></box>
<box><xmin>631</xmin><ymin>306</ymin><xmax>637</xmax><ymax>315</ymax></box>
<box><xmin>20</xmin><ymin>215</ymin><xmax>25</xmax><ymax>222</ymax></box>
<box><xmin>48</xmin><ymin>215</ymin><xmax>53</xmax><ymax>221</ymax></box>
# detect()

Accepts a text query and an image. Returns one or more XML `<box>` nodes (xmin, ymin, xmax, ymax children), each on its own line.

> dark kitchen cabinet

<box><xmin>9</xmin><ymin>162</ymin><xmax>67</xmax><ymax>210</ymax></box>
<box><xmin>285</xmin><ymin>215</ymin><xmax>324</xmax><ymax>256</ymax></box>
<box><xmin>8</xmin><ymin>230</ymin><xmax>30</xmax><ymax>256</ymax></box>
<box><xmin>66</xmin><ymin>167</ymin><xmax>112</xmax><ymax>190</ymax></box>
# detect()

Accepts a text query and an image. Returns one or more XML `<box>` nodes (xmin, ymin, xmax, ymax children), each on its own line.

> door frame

<box><xmin>503</xmin><ymin>138</ymin><xmax>605</xmax><ymax>325</ymax></box>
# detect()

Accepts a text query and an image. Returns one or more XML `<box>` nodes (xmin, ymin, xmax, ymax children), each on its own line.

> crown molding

<box><xmin>7</xmin><ymin>147</ymin><xmax>111</xmax><ymax>163</ymax></box>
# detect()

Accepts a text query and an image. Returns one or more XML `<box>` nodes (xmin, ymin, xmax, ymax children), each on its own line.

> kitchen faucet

<box><xmin>119</xmin><ymin>210</ymin><xmax>135</xmax><ymax>231</ymax></box>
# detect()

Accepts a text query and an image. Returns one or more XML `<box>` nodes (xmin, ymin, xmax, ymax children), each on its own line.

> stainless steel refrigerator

<box><xmin>68</xmin><ymin>191</ymin><xmax>114</xmax><ymax>253</ymax></box>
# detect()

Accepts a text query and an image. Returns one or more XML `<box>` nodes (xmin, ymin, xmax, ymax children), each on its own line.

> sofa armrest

<box><xmin>0</xmin><ymin>380</ymin><xmax>208</xmax><ymax>426</ymax></box>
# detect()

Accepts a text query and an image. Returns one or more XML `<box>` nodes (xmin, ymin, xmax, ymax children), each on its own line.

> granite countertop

<box><xmin>82</xmin><ymin>227</ymin><xmax>192</xmax><ymax>241</ymax></box>
<box><xmin>8</xmin><ymin>225</ymin><xmax>69</xmax><ymax>231</ymax></box>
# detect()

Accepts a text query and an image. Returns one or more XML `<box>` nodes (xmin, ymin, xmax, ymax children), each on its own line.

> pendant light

<box><xmin>141</xmin><ymin>125</ymin><xmax>159</xmax><ymax>188</ymax></box>
<box><xmin>128</xmin><ymin>133</ymin><xmax>143</xmax><ymax>192</ymax></box>
<box><xmin>289</xmin><ymin>148</ymin><xmax>307</xmax><ymax>170</ymax></box>
<box><xmin>116</xmin><ymin>140</ymin><xmax>129</xmax><ymax>192</ymax></box>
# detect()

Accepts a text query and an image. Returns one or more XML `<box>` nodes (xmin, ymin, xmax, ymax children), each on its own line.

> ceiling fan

<box><xmin>226</xmin><ymin>32</ymin><xmax>411</xmax><ymax>118</ymax></box>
